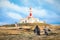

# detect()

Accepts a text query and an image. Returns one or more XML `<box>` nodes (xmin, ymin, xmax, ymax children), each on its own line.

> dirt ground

<box><xmin>0</xmin><ymin>28</ymin><xmax>60</xmax><ymax>40</ymax></box>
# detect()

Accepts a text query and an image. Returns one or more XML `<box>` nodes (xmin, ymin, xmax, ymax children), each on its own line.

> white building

<box><xmin>20</xmin><ymin>8</ymin><xmax>44</xmax><ymax>23</ymax></box>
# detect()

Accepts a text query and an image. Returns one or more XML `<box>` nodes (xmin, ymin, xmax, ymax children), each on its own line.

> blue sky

<box><xmin>0</xmin><ymin>0</ymin><xmax>60</xmax><ymax>25</ymax></box>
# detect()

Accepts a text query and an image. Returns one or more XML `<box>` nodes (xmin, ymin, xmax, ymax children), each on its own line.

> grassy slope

<box><xmin>0</xmin><ymin>29</ymin><xmax>60</xmax><ymax>40</ymax></box>
<box><xmin>0</xmin><ymin>23</ymin><xmax>60</xmax><ymax>40</ymax></box>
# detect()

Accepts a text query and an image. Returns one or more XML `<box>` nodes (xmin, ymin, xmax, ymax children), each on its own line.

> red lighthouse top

<box><xmin>27</xmin><ymin>7</ymin><xmax>33</xmax><ymax>18</ymax></box>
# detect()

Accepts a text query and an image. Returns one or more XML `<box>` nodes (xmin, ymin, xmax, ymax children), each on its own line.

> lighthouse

<box><xmin>28</xmin><ymin>7</ymin><xmax>33</xmax><ymax>18</ymax></box>
<box><xmin>29</xmin><ymin>7</ymin><xmax>32</xmax><ymax>17</ymax></box>
<box><xmin>20</xmin><ymin>8</ymin><xmax>44</xmax><ymax>23</ymax></box>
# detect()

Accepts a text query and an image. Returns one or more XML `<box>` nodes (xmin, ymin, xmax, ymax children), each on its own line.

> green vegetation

<box><xmin>1</xmin><ymin>23</ymin><xmax>50</xmax><ymax>27</ymax></box>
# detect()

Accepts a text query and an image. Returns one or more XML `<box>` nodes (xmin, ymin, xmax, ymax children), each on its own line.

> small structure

<box><xmin>34</xmin><ymin>25</ymin><xmax>40</xmax><ymax>35</ymax></box>
<box><xmin>43</xmin><ymin>26</ymin><xmax>51</xmax><ymax>35</ymax></box>
<box><xmin>15</xmin><ymin>22</ymin><xmax>18</xmax><ymax>27</ymax></box>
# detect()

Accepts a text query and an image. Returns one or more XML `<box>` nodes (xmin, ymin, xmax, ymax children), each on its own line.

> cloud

<box><xmin>32</xmin><ymin>8</ymin><xmax>47</xmax><ymax>17</ymax></box>
<box><xmin>0</xmin><ymin>0</ymin><xmax>48</xmax><ymax>17</ymax></box>
<box><xmin>0</xmin><ymin>22</ymin><xmax>8</xmax><ymax>25</ymax></box>
<box><xmin>44</xmin><ymin>0</ymin><xmax>60</xmax><ymax>11</ymax></box>
<box><xmin>44</xmin><ymin>0</ymin><xmax>54</xmax><ymax>4</ymax></box>
<box><xmin>0</xmin><ymin>0</ymin><xmax>60</xmax><ymax>24</ymax></box>
<box><xmin>20</xmin><ymin>0</ymin><xmax>29</xmax><ymax>6</ymax></box>
<box><xmin>7</xmin><ymin>12</ymin><xmax>22</xmax><ymax>20</ymax></box>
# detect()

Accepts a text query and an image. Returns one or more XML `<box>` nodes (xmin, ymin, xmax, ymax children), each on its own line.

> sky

<box><xmin>0</xmin><ymin>0</ymin><xmax>60</xmax><ymax>25</ymax></box>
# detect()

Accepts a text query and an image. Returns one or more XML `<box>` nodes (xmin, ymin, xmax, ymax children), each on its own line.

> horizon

<box><xmin>0</xmin><ymin>0</ymin><xmax>60</xmax><ymax>25</ymax></box>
